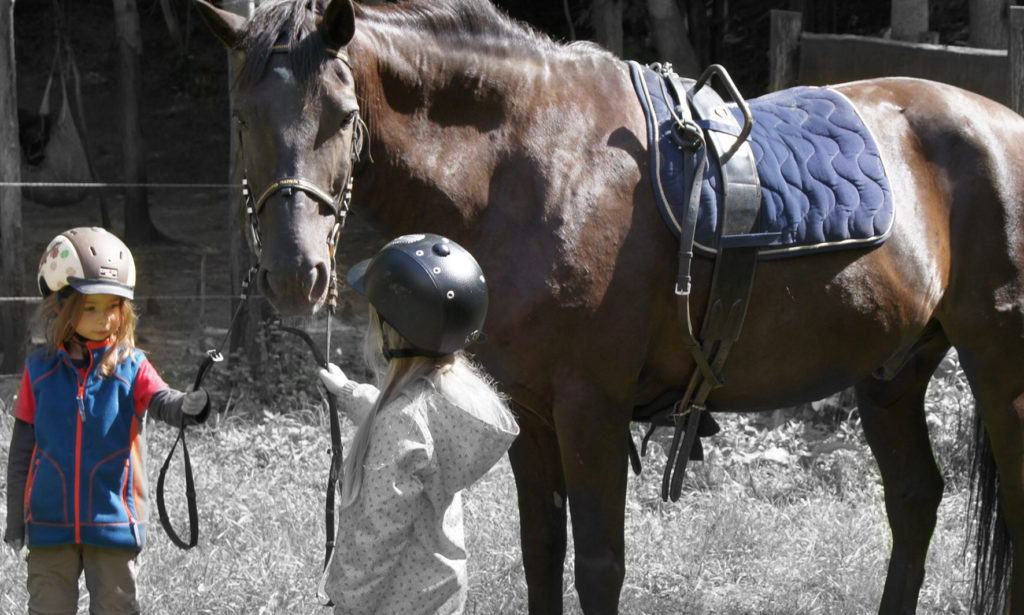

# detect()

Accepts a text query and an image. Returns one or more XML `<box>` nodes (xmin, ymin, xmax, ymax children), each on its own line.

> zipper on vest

<box><xmin>74</xmin><ymin>402</ymin><xmax>83</xmax><ymax>543</ymax></box>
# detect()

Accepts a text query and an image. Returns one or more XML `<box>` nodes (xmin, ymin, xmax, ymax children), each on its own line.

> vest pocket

<box><xmin>26</xmin><ymin>452</ymin><xmax>69</xmax><ymax>524</ymax></box>
<box><xmin>89</xmin><ymin>453</ymin><xmax>133</xmax><ymax>524</ymax></box>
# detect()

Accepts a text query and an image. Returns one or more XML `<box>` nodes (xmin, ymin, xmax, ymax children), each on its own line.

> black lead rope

<box><xmin>156</xmin><ymin>267</ymin><xmax>257</xmax><ymax>550</ymax></box>
<box><xmin>276</xmin><ymin>322</ymin><xmax>343</xmax><ymax>572</ymax></box>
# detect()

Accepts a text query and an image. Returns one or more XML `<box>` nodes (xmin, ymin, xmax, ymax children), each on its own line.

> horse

<box><xmin>194</xmin><ymin>0</ymin><xmax>1023</xmax><ymax>613</ymax></box>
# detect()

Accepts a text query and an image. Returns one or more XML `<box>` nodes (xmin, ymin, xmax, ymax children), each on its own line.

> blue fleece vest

<box><xmin>24</xmin><ymin>343</ymin><xmax>149</xmax><ymax>550</ymax></box>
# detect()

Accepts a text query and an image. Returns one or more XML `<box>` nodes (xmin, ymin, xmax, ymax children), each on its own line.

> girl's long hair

<box><xmin>35</xmin><ymin>289</ymin><xmax>139</xmax><ymax>376</ymax></box>
<box><xmin>340</xmin><ymin>308</ymin><xmax>511</xmax><ymax>508</ymax></box>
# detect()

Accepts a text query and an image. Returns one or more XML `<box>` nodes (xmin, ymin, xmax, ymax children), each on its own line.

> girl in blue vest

<box><xmin>316</xmin><ymin>234</ymin><xmax>519</xmax><ymax>614</ymax></box>
<box><xmin>3</xmin><ymin>226</ymin><xmax>211</xmax><ymax>614</ymax></box>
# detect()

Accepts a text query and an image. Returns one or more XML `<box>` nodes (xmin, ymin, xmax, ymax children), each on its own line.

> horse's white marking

<box><xmin>273</xmin><ymin>66</ymin><xmax>296</xmax><ymax>85</ymax></box>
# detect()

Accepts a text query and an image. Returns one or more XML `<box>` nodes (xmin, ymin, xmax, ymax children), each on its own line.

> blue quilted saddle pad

<box><xmin>630</xmin><ymin>62</ymin><xmax>894</xmax><ymax>259</ymax></box>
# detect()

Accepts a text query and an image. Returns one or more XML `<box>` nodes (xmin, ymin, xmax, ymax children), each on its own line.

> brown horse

<box><xmin>194</xmin><ymin>0</ymin><xmax>1023</xmax><ymax>612</ymax></box>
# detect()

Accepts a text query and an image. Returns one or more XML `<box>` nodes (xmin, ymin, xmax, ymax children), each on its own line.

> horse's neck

<box><xmin>351</xmin><ymin>30</ymin><xmax>619</xmax><ymax>237</ymax></box>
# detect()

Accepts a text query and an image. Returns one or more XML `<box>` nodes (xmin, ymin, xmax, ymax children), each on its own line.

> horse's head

<box><xmin>195</xmin><ymin>0</ymin><xmax>361</xmax><ymax>316</ymax></box>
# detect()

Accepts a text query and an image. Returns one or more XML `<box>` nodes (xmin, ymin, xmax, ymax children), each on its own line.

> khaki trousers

<box><xmin>26</xmin><ymin>544</ymin><xmax>140</xmax><ymax>615</ymax></box>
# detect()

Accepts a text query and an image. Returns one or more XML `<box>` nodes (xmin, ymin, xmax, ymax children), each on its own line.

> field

<box><xmin>0</xmin><ymin>342</ymin><xmax>981</xmax><ymax>614</ymax></box>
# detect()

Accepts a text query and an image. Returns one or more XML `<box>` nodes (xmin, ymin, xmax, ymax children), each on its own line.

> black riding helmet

<box><xmin>347</xmin><ymin>234</ymin><xmax>488</xmax><ymax>356</ymax></box>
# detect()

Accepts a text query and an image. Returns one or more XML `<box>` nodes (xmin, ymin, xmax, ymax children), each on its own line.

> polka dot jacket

<box><xmin>320</xmin><ymin>379</ymin><xmax>518</xmax><ymax>614</ymax></box>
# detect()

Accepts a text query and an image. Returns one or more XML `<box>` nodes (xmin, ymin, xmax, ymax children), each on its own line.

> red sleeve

<box><xmin>13</xmin><ymin>368</ymin><xmax>35</xmax><ymax>424</ymax></box>
<box><xmin>133</xmin><ymin>358</ymin><xmax>169</xmax><ymax>416</ymax></box>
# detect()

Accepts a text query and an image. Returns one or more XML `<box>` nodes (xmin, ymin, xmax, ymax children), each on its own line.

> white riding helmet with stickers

<box><xmin>347</xmin><ymin>233</ymin><xmax>488</xmax><ymax>356</ymax></box>
<box><xmin>38</xmin><ymin>226</ymin><xmax>137</xmax><ymax>300</ymax></box>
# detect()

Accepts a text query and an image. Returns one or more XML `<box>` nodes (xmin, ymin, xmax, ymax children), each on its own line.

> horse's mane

<box><xmin>358</xmin><ymin>0</ymin><xmax>608</xmax><ymax>61</ymax></box>
<box><xmin>236</xmin><ymin>0</ymin><xmax>610</xmax><ymax>90</ymax></box>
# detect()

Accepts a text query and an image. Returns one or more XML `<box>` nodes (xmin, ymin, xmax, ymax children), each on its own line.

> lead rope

<box><xmin>156</xmin><ymin>265</ymin><xmax>259</xmax><ymax>549</ymax></box>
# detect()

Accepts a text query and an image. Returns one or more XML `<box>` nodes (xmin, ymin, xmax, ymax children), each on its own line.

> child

<box><xmin>3</xmin><ymin>226</ymin><xmax>211</xmax><ymax>614</ymax></box>
<box><xmin>316</xmin><ymin>233</ymin><xmax>519</xmax><ymax>614</ymax></box>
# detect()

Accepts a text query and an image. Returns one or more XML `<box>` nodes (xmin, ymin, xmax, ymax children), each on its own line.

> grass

<box><xmin>0</xmin><ymin>346</ymin><xmax>981</xmax><ymax>614</ymax></box>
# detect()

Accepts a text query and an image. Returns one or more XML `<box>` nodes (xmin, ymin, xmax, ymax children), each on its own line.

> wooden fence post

<box><xmin>1009</xmin><ymin>6</ymin><xmax>1024</xmax><ymax>116</ymax></box>
<box><xmin>769</xmin><ymin>10</ymin><xmax>802</xmax><ymax>92</ymax></box>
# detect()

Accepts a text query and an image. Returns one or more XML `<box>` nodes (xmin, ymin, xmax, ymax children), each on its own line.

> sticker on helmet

<box><xmin>98</xmin><ymin>267</ymin><xmax>119</xmax><ymax>279</ymax></box>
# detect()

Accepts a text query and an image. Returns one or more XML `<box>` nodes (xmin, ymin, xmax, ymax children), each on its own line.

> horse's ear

<box><xmin>193</xmin><ymin>0</ymin><xmax>248</xmax><ymax>50</ymax></box>
<box><xmin>321</xmin><ymin>0</ymin><xmax>355</xmax><ymax>49</ymax></box>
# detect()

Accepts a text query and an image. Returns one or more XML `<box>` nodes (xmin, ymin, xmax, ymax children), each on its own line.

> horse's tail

<box><xmin>966</xmin><ymin>412</ymin><xmax>1011</xmax><ymax>615</ymax></box>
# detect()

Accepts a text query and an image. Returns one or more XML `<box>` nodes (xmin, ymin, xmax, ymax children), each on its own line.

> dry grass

<box><xmin>0</xmin><ymin>350</ymin><xmax>980</xmax><ymax>614</ymax></box>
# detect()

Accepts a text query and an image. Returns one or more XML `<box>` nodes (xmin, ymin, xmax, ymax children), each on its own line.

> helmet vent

<box><xmin>90</xmin><ymin>246</ymin><xmax>97</xmax><ymax>256</ymax></box>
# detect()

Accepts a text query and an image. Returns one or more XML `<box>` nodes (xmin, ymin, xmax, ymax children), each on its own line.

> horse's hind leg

<box><xmin>855</xmin><ymin>331</ymin><xmax>950</xmax><ymax>615</ymax></box>
<box><xmin>955</xmin><ymin>345</ymin><xmax>1024</xmax><ymax>614</ymax></box>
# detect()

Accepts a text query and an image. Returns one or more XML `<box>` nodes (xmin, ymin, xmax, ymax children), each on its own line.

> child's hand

<box><xmin>182</xmin><ymin>389</ymin><xmax>211</xmax><ymax>424</ymax></box>
<box><xmin>319</xmin><ymin>363</ymin><xmax>353</xmax><ymax>396</ymax></box>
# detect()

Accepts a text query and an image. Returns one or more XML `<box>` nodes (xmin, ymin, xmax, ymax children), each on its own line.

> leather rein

<box><xmin>157</xmin><ymin>42</ymin><xmax>359</xmax><ymax>572</ymax></box>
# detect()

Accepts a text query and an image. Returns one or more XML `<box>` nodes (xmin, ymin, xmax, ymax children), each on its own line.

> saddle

<box><xmin>626</xmin><ymin>62</ymin><xmax>894</xmax><ymax>501</ymax></box>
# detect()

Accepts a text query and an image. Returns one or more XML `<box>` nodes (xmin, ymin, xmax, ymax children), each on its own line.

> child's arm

<box><xmin>318</xmin><ymin>363</ymin><xmax>379</xmax><ymax>426</ymax></box>
<box><xmin>4</xmin><ymin>419</ymin><xmax>34</xmax><ymax>551</ymax></box>
<box><xmin>147</xmin><ymin>388</ymin><xmax>211</xmax><ymax>427</ymax></box>
<box><xmin>133</xmin><ymin>356</ymin><xmax>211</xmax><ymax>427</ymax></box>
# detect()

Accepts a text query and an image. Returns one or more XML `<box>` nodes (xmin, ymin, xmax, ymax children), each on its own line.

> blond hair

<box><xmin>35</xmin><ymin>289</ymin><xmax>138</xmax><ymax>377</ymax></box>
<box><xmin>340</xmin><ymin>308</ymin><xmax>510</xmax><ymax>508</ymax></box>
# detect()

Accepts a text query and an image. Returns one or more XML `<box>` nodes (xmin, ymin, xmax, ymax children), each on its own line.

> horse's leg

<box><xmin>507</xmin><ymin>405</ymin><xmax>569</xmax><ymax>615</ymax></box>
<box><xmin>955</xmin><ymin>347</ymin><xmax>1024</xmax><ymax>614</ymax></box>
<box><xmin>552</xmin><ymin>379</ymin><xmax>629</xmax><ymax>615</ymax></box>
<box><xmin>854</xmin><ymin>332</ymin><xmax>950</xmax><ymax>615</ymax></box>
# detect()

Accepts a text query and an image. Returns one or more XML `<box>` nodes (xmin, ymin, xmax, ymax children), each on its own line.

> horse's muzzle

<box><xmin>259</xmin><ymin>260</ymin><xmax>331</xmax><ymax>315</ymax></box>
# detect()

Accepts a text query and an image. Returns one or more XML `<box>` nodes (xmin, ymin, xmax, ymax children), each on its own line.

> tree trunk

<box><xmin>891</xmin><ymin>0</ymin><xmax>929</xmax><ymax>42</ymax></box>
<box><xmin>112</xmin><ymin>0</ymin><xmax>160</xmax><ymax>243</ymax></box>
<box><xmin>0</xmin><ymin>0</ymin><xmax>26</xmax><ymax>373</ymax></box>
<box><xmin>644</xmin><ymin>0</ymin><xmax>700</xmax><ymax>76</ymax></box>
<box><xmin>970</xmin><ymin>0</ymin><xmax>1009</xmax><ymax>49</ymax></box>
<box><xmin>590</xmin><ymin>0</ymin><xmax>623</xmax><ymax>57</ymax></box>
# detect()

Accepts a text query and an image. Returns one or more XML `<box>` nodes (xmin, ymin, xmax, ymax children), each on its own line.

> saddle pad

<box><xmin>630</xmin><ymin>62</ymin><xmax>895</xmax><ymax>258</ymax></box>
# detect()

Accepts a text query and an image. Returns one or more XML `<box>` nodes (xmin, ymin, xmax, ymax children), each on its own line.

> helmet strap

<box><xmin>382</xmin><ymin>347</ymin><xmax>442</xmax><ymax>361</ymax></box>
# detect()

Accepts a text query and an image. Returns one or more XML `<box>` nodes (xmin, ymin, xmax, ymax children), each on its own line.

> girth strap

<box><xmin>661</xmin><ymin>64</ymin><xmax>764</xmax><ymax>502</ymax></box>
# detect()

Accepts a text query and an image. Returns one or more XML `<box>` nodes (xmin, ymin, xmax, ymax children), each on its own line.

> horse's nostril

<box><xmin>309</xmin><ymin>262</ymin><xmax>330</xmax><ymax>301</ymax></box>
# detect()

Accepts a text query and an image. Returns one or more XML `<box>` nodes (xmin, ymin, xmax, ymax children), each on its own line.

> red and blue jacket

<box><xmin>15</xmin><ymin>340</ymin><xmax>167</xmax><ymax>550</ymax></box>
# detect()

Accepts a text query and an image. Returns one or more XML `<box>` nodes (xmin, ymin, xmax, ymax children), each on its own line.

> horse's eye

<box><xmin>341</xmin><ymin>110</ymin><xmax>357</xmax><ymax>128</ymax></box>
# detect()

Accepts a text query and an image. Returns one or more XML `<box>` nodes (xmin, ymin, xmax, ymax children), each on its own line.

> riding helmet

<box><xmin>38</xmin><ymin>226</ymin><xmax>137</xmax><ymax>300</ymax></box>
<box><xmin>347</xmin><ymin>234</ymin><xmax>488</xmax><ymax>356</ymax></box>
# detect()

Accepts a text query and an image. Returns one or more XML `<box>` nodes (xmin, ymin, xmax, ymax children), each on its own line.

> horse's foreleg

<box><xmin>855</xmin><ymin>336</ymin><xmax>949</xmax><ymax>615</ymax></box>
<box><xmin>553</xmin><ymin>384</ymin><xmax>629</xmax><ymax>615</ymax></box>
<box><xmin>508</xmin><ymin>405</ymin><xmax>569</xmax><ymax>615</ymax></box>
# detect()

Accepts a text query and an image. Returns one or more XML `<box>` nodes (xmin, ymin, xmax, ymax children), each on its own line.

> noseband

<box><xmin>240</xmin><ymin>42</ymin><xmax>362</xmax><ymax>312</ymax></box>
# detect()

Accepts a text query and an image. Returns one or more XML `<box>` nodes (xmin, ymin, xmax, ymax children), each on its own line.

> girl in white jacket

<box><xmin>317</xmin><ymin>233</ymin><xmax>518</xmax><ymax>614</ymax></box>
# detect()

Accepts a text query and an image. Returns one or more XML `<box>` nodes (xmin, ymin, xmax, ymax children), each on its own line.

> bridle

<box><xmin>242</xmin><ymin>40</ymin><xmax>361</xmax><ymax>573</ymax></box>
<box><xmin>158</xmin><ymin>39</ymin><xmax>359</xmax><ymax>576</ymax></box>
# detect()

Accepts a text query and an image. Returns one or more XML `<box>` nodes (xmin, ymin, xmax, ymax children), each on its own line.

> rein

<box><xmin>156</xmin><ymin>265</ymin><xmax>258</xmax><ymax>549</ymax></box>
<box><xmin>228</xmin><ymin>40</ymin><xmax>358</xmax><ymax>570</ymax></box>
<box><xmin>275</xmin><ymin>322</ymin><xmax>344</xmax><ymax>571</ymax></box>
